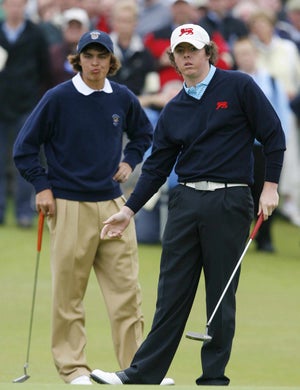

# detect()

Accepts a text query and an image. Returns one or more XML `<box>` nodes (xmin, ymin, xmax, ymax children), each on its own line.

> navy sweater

<box><xmin>126</xmin><ymin>68</ymin><xmax>286</xmax><ymax>213</ymax></box>
<box><xmin>13</xmin><ymin>80</ymin><xmax>153</xmax><ymax>202</ymax></box>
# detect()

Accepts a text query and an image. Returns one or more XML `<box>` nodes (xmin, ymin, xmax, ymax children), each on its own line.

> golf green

<box><xmin>0</xmin><ymin>211</ymin><xmax>299</xmax><ymax>387</ymax></box>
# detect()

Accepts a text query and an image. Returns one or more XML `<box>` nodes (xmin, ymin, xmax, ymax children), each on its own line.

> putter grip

<box><xmin>250</xmin><ymin>213</ymin><xmax>264</xmax><ymax>240</ymax></box>
<box><xmin>37</xmin><ymin>211</ymin><xmax>45</xmax><ymax>252</ymax></box>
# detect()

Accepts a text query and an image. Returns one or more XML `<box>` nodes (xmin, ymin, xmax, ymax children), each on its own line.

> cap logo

<box><xmin>90</xmin><ymin>31</ymin><xmax>101</xmax><ymax>40</ymax></box>
<box><xmin>179</xmin><ymin>27</ymin><xmax>194</xmax><ymax>36</ymax></box>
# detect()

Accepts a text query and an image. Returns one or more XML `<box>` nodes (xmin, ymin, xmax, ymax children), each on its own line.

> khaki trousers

<box><xmin>47</xmin><ymin>198</ymin><xmax>144</xmax><ymax>383</ymax></box>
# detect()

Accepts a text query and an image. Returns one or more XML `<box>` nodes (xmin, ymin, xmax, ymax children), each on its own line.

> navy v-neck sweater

<box><xmin>126</xmin><ymin>68</ymin><xmax>286</xmax><ymax>213</ymax></box>
<box><xmin>13</xmin><ymin>80</ymin><xmax>153</xmax><ymax>202</ymax></box>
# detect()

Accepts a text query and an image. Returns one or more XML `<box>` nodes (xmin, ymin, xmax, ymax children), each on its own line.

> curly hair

<box><xmin>67</xmin><ymin>43</ymin><xmax>121</xmax><ymax>76</ymax></box>
<box><xmin>168</xmin><ymin>42</ymin><xmax>218</xmax><ymax>75</ymax></box>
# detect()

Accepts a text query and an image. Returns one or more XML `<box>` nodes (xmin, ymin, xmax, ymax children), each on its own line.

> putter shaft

<box><xmin>186</xmin><ymin>213</ymin><xmax>264</xmax><ymax>342</ymax></box>
<box><xmin>12</xmin><ymin>212</ymin><xmax>45</xmax><ymax>383</ymax></box>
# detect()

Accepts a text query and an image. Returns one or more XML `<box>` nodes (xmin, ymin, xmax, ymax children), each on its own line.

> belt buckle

<box><xmin>195</xmin><ymin>181</ymin><xmax>209</xmax><ymax>191</ymax></box>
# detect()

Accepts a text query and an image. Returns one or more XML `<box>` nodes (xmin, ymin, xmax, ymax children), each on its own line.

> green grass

<box><xmin>0</xmin><ymin>205</ymin><xmax>299</xmax><ymax>389</ymax></box>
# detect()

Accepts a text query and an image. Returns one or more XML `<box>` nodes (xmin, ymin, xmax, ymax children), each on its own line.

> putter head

<box><xmin>13</xmin><ymin>364</ymin><xmax>30</xmax><ymax>383</ymax></box>
<box><xmin>186</xmin><ymin>331</ymin><xmax>212</xmax><ymax>342</ymax></box>
<box><xmin>12</xmin><ymin>374</ymin><xmax>30</xmax><ymax>383</ymax></box>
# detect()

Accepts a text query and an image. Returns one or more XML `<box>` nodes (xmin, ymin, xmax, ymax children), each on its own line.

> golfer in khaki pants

<box><xmin>49</xmin><ymin>199</ymin><xmax>144</xmax><ymax>382</ymax></box>
<box><xmin>13</xmin><ymin>30</ymin><xmax>153</xmax><ymax>384</ymax></box>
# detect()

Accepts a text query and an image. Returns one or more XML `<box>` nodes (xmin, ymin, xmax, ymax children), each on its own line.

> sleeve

<box><xmin>13</xmin><ymin>91</ymin><xmax>54</xmax><ymax>193</ymax></box>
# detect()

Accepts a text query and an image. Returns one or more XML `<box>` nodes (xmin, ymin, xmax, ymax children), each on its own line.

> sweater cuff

<box><xmin>30</xmin><ymin>176</ymin><xmax>52</xmax><ymax>194</ymax></box>
<box><xmin>265</xmin><ymin>150</ymin><xmax>285</xmax><ymax>183</ymax></box>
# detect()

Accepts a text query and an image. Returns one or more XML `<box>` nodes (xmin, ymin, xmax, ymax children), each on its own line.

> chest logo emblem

<box><xmin>112</xmin><ymin>114</ymin><xmax>120</xmax><ymax>127</ymax></box>
<box><xmin>216</xmin><ymin>101</ymin><xmax>228</xmax><ymax>110</ymax></box>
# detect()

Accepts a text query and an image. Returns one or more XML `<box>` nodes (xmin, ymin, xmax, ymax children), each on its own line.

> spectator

<box><xmin>0</xmin><ymin>4</ymin><xmax>4</xmax><ymax>21</ymax></box>
<box><xmin>135</xmin><ymin>79</ymin><xmax>182</xmax><ymax>243</ymax></box>
<box><xmin>13</xmin><ymin>30</ymin><xmax>153</xmax><ymax>385</ymax></box>
<box><xmin>49</xmin><ymin>7</ymin><xmax>90</xmax><ymax>85</ymax></box>
<box><xmin>193</xmin><ymin>0</ymin><xmax>209</xmax><ymax>20</ymax></box>
<box><xmin>232</xmin><ymin>0</ymin><xmax>260</xmax><ymax>24</ymax></box>
<box><xmin>290</xmin><ymin>88</ymin><xmax>300</xmax><ymax>118</ymax></box>
<box><xmin>248</xmin><ymin>10</ymin><xmax>300</xmax><ymax>98</ymax></box>
<box><xmin>144</xmin><ymin>0</ymin><xmax>198</xmax><ymax>89</ymax></box>
<box><xmin>257</xmin><ymin>0</ymin><xmax>287</xmax><ymax>22</ymax></box>
<box><xmin>232</xmin><ymin>36</ymin><xmax>291</xmax><ymax>251</ymax></box>
<box><xmin>138</xmin><ymin>79</ymin><xmax>183</xmax><ymax>125</ymax></box>
<box><xmin>277</xmin><ymin>0</ymin><xmax>300</xmax><ymax>52</ymax></box>
<box><xmin>106</xmin><ymin>0</ymin><xmax>158</xmax><ymax>204</ymax></box>
<box><xmin>95</xmin><ymin>0</ymin><xmax>118</xmax><ymax>33</ymax></box>
<box><xmin>198</xmin><ymin>0</ymin><xmax>249</xmax><ymax>50</ymax></box>
<box><xmin>36</xmin><ymin>0</ymin><xmax>63</xmax><ymax>46</ymax></box>
<box><xmin>0</xmin><ymin>0</ymin><xmax>52</xmax><ymax>227</ymax></box>
<box><xmin>136</xmin><ymin>0</ymin><xmax>172</xmax><ymax>38</ymax></box>
<box><xmin>248</xmin><ymin>10</ymin><xmax>300</xmax><ymax>226</ymax></box>
<box><xmin>57</xmin><ymin>0</ymin><xmax>83</xmax><ymax>12</ymax></box>
<box><xmin>81</xmin><ymin>0</ymin><xmax>102</xmax><ymax>29</ymax></box>
<box><xmin>108</xmin><ymin>0</ymin><xmax>157</xmax><ymax>96</ymax></box>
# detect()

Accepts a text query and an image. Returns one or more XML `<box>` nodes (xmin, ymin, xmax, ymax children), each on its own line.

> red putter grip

<box><xmin>250</xmin><ymin>213</ymin><xmax>264</xmax><ymax>240</ymax></box>
<box><xmin>37</xmin><ymin>211</ymin><xmax>45</xmax><ymax>252</ymax></box>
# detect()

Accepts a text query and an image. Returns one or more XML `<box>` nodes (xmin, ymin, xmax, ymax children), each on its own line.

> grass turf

<box><xmin>0</xmin><ymin>207</ymin><xmax>299</xmax><ymax>388</ymax></box>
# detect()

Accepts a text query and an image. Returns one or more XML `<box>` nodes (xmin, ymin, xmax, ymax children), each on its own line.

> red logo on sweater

<box><xmin>179</xmin><ymin>27</ymin><xmax>194</xmax><ymax>36</ymax></box>
<box><xmin>216</xmin><ymin>101</ymin><xmax>228</xmax><ymax>110</ymax></box>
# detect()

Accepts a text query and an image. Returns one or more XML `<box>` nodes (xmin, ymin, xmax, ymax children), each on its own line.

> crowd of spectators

<box><xmin>0</xmin><ymin>0</ymin><xmax>300</xmax><ymax>243</ymax></box>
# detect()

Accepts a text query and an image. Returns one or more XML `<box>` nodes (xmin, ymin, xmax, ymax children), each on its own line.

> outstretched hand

<box><xmin>101</xmin><ymin>206</ymin><xmax>134</xmax><ymax>239</ymax></box>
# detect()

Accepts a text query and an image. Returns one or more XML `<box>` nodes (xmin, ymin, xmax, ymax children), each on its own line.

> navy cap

<box><xmin>77</xmin><ymin>30</ymin><xmax>114</xmax><ymax>54</ymax></box>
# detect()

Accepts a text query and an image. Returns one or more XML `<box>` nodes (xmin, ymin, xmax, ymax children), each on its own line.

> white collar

<box><xmin>72</xmin><ymin>73</ymin><xmax>113</xmax><ymax>96</ymax></box>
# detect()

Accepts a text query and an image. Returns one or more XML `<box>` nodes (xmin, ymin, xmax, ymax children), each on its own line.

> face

<box><xmin>111</xmin><ymin>9</ymin><xmax>137</xmax><ymax>38</ymax></box>
<box><xmin>64</xmin><ymin>20</ymin><xmax>89</xmax><ymax>45</ymax></box>
<box><xmin>171</xmin><ymin>1</ymin><xmax>195</xmax><ymax>25</ymax></box>
<box><xmin>79</xmin><ymin>46</ymin><xmax>111</xmax><ymax>89</ymax></box>
<box><xmin>173</xmin><ymin>42</ymin><xmax>209</xmax><ymax>86</ymax></box>
<box><xmin>38</xmin><ymin>0</ymin><xmax>60</xmax><ymax>21</ymax></box>
<box><xmin>81</xmin><ymin>0</ymin><xmax>102</xmax><ymax>17</ymax></box>
<box><xmin>257</xmin><ymin>0</ymin><xmax>282</xmax><ymax>13</ymax></box>
<box><xmin>233</xmin><ymin>40</ymin><xmax>257</xmax><ymax>73</ymax></box>
<box><xmin>2</xmin><ymin>0</ymin><xmax>27</xmax><ymax>23</ymax></box>
<box><xmin>288</xmin><ymin>9</ymin><xmax>300</xmax><ymax>30</ymax></box>
<box><xmin>250</xmin><ymin>16</ymin><xmax>274</xmax><ymax>44</ymax></box>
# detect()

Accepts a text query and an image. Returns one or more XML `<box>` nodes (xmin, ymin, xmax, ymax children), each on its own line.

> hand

<box><xmin>101</xmin><ymin>206</ymin><xmax>134</xmax><ymax>239</ymax></box>
<box><xmin>36</xmin><ymin>189</ymin><xmax>56</xmax><ymax>217</ymax></box>
<box><xmin>258</xmin><ymin>181</ymin><xmax>279</xmax><ymax>220</ymax></box>
<box><xmin>113</xmin><ymin>162</ymin><xmax>132</xmax><ymax>183</ymax></box>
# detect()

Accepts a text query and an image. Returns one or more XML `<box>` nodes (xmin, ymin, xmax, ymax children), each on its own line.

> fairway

<box><xmin>0</xmin><ymin>209</ymin><xmax>299</xmax><ymax>388</ymax></box>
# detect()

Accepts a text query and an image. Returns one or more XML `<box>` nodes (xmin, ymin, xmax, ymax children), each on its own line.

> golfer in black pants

<box><xmin>119</xmin><ymin>186</ymin><xmax>253</xmax><ymax>385</ymax></box>
<box><xmin>92</xmin><ymin>24</ymin><xmax>286</xmax><ymax>386</ymax></box>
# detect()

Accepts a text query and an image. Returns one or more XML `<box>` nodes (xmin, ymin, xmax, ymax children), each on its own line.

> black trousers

<box><xmin>124</xmin><ymin>184</ymin><xmax>254</xmax><ymax>384</ymax></box>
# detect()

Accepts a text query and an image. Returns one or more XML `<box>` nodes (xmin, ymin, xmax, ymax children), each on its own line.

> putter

<box><xmin>186</xmin><ymin>212</ymin><xmax>264</xmax><ymax>342</ymax></box>
<box><xmin>13</xmin><ymin>211</ymin><xmax>45</xmax><ymax>383</ymax></box>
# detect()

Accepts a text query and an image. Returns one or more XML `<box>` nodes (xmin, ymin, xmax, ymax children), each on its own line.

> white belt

<box><xmin>180</xmin><ymin>181</ymin><xmax>248</xmax><ymax>191</ymax></box>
